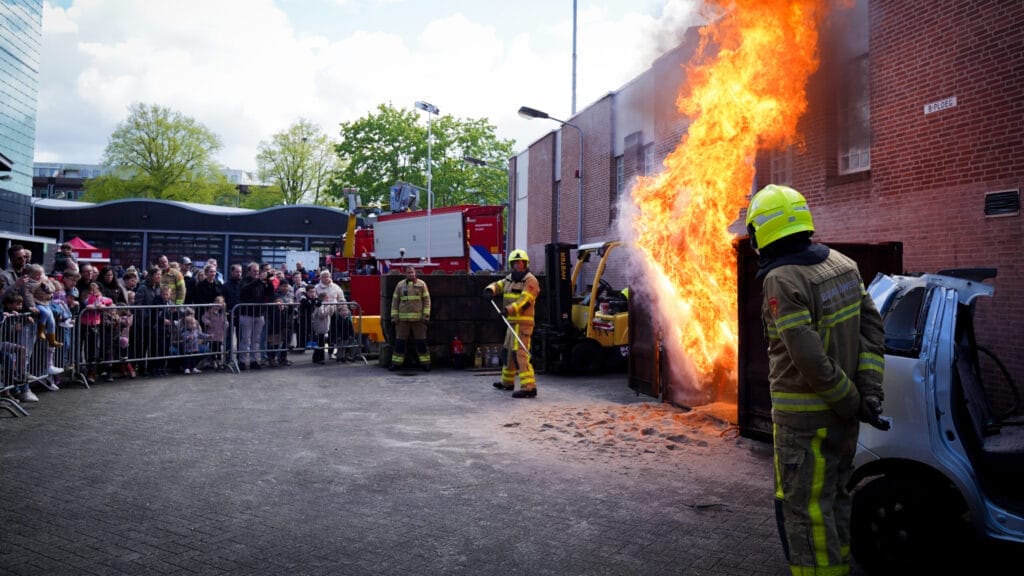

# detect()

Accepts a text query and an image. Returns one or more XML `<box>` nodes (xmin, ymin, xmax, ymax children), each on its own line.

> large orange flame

<box><xmin>628</xmin><ymin>0</ymin><xmax>828</xmax><ymax>396</ymax></box>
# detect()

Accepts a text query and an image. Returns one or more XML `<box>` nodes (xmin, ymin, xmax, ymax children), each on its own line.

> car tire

<box><xmin>851</xmin><ymin>474</ymin><xmax>966</xmax><ymax>574</ymax></box>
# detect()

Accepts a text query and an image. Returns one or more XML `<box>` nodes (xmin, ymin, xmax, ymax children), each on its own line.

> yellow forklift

<box><xmin>536</xmin><ymin>241</ymin><xmax>629</xmax><ymax>373</ymax></box>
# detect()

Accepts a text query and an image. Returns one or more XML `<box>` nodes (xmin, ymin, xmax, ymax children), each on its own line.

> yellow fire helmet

<box><xmin>745</xmin><ymin>184</ymin><xmax>815</xmax><ymax>250</ymax></box>
<box><xmin>508</xmin><ymin>249</ymin><xmax>529</xmax><ymax>264</ymax></box>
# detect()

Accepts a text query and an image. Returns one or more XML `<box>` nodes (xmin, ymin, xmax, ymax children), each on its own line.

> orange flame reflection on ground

<box><xmin>629</xmin><ymin>0</ymin><xmax>827</xmax><ymax>395</ymax></box>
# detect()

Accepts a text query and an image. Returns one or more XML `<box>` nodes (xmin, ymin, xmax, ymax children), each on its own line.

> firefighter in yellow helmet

<box><xmin>747</xmin><ymin>184</ymin><xmax>887</xmax><ymax>576</ymax></box>
<box><xmin>483</xmin><ymin>249</ymin><xmax>541</xmax><ymax>398</ymax></box>
<box><xmin>389</xmin><ymin>265</ymin><xmax>432</xmax><ymax>371</ymax></box>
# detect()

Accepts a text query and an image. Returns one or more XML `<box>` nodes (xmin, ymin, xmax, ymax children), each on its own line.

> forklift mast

<box><xmin>543</xmin><ymin>242</ymin><xmax>576</xmax><ymax>331</ymax></box>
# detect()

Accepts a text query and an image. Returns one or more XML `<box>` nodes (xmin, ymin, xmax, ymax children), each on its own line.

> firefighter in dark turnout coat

<box><xmin>389</xmin><ymin>266</ymin><xmax>431</xmax><ymax>371</ymax></box>
<box><xmin>746</xmin><ymin>184</ymin><xmax>886</xmax><ymax>576</ymax></box>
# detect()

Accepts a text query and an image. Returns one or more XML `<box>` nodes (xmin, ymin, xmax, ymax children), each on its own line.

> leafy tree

<box><xmin>83</xmin><ymin>102</ymin><xmax>227</xmax><ymax>203</ymax></box>
<box><xmin>256</xmin><ymin>119</ymin><xmax>337</xmax><ymax>205</ymax></box>
<box><xmin>329</xmin><ymin>103</ymin><xmax>514</xmax><ymax>210</ymax></box>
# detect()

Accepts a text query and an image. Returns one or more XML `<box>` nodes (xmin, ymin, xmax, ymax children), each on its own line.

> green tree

<box><xmin>83</xmin><ymin>102</ymin><xmax>228</xmax><ymax>203</ymax></box>
<box><xmin>329</xmin><ymin>103</ymin><xmax>514</xmax><ymax>209</ymax></box>
<box><xmin>256</xmin><ymin>119</ymin><xmax>337</xmax><ymax>205</ymax></box>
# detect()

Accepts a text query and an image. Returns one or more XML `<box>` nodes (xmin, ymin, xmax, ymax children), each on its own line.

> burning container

<box><xmin>629</xmin><ymin>238</ymin><xmax>903</xmax><ymax>440</ymax></box>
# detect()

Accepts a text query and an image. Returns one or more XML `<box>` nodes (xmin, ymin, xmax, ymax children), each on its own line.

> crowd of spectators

<box><xmin>1</xmin><ymin>243</ymin><xmax>356</xmax><ymax>408</ymax></box>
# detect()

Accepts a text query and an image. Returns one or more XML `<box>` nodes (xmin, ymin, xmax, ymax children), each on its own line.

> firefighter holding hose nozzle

<box><xmin>746</xmin><ymin>184</ymin><xmax>887</xmax><ymax>576</ymax></box>
<box><xmin>483</xmin><ymin>249</ymin><xmax>540</xmax><ymax>398</ymax></box>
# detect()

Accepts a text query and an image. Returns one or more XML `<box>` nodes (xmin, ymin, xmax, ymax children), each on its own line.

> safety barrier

<box><xmin>231</xmin><ymin>300</ymin><xmax>367</xmax><ymax>371</ymax></box>
<box><xmin>1</xmin><ymin>311</ymin><xmax>74</xmax><ymax>416</ymax></box>
<box><xmin>3</xmin><ymin>297</ymin><xmax>372</xmax><ymax>415</ymax></box>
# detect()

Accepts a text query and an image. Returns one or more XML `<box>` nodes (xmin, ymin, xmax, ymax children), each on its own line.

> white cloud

<box><xmin>36</xmin><ymin>0</ymin><xmax>704</xmax><ymax>170</ymax></box>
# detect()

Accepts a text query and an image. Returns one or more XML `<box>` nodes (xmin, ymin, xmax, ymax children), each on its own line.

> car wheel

<box><xmin>851</xmin><ymin>475</ymin><xmax>965</xmax><ymax>574</ymax></box>
<box><xmin>570</xmin><ymin>339</ymin><xmax>602</xmax><ymax>374</ymax></box>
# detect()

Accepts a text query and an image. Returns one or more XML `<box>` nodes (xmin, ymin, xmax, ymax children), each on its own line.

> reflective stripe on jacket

<box><xmin>485</xmin><ymin>272</ymin><xmax>540</xmax><ymax>326</ymax></box>
<box><xmin>391</xmin><ymin>278</ymin><xmax>430</xmax><ymax>322</ymax></box>
<box><xmin>761</xmin><ymin>249</ymin><xmax>885</xmax><ymax>429</ymax></box>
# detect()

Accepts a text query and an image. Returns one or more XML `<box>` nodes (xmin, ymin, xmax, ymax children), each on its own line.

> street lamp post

<box><xmin>517</xmin><ymin>106</ymin><xmax>584</xmax><ymax>246</ymax></box>
<box><xmin>415</xmin><ymin>101</ymin><xmax>439</xmax><ymax>264</ymax></box>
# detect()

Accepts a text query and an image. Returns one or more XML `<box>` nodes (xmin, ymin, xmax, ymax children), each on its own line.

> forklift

<box><xmin>534</xmin><ymin>242</ymin><xmax>629</xmax><ymax>374</ymax></box>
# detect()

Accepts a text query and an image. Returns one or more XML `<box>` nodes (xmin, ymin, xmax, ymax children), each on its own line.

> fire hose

<box><xmin>489</xmin><ymin>299</ymin><xmax>531</xmax><ymax>359</ymax></box>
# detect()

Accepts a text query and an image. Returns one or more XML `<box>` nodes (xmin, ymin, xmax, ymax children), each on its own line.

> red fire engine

<box><xmin>329</xmin><ymin>204</ymin><xmax>506</xmax><ymax>316</ymax></box>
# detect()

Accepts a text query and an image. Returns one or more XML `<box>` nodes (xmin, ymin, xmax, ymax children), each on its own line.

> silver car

<box><xmin>850</xmin><ymin>271</ymin><xmax>1024</xmax><ymax>572</ymax></box>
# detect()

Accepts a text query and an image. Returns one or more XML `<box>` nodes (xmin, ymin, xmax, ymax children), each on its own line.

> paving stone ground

<box><xmin>5</xmin><ymin>359</ymin><xmax>992</xmax><ymax>575</ymax></box>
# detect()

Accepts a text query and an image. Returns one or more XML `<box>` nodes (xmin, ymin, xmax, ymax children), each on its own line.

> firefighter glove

<box><xmin>859</xmin><ymin>394</ymin><xmax>890</xmax><ymax>430</ymax></box>
<box><xmin>858</xmin><ymin>394</ymin><xmax>883</xmax><ymax>421</ymax></box>
<box><xmin>501</xmin><ymin>306</ymin><xmax>509</xmax><ymax>317</ymax></box>
<box><xmin>483</xmin><ymin>288</ymin><xmax>493</xmax><ymax>298</ymax></box>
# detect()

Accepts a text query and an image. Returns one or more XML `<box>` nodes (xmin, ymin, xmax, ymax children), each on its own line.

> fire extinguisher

<box><xmin>451</xmin><ymin>336</ymin><xmax>466</xmax><ymax>369</ymax></box>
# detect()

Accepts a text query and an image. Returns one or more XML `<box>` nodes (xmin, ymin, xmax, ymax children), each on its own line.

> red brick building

<box><xmin>509</xmin><ymin>1</ymin><xmax>1022</xmax><ymax>389</ymax></box>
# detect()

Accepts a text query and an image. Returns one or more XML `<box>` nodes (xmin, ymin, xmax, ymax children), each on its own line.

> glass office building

<box><xmin>0</xmin><ymin>0</ymin><xmax>43</xmax><ymax>233</ymax></box>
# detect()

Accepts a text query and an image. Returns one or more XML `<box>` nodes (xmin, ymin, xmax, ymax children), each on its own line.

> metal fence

<box><xmin>2</xmin><ymin>299</ymin><xmax>369</xmax><ymax>417</ymax></box>
<box><xmin>231</xmin><ymin>300</ymin><xmax>367</xmax><ymax>371</ymax></box>
<box><xmin>1</xmin><ymin>311</ymin><xmax>72</xmax><ymax>416</ymax></box>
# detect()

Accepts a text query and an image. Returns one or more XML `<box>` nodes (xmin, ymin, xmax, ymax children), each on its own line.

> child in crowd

<box><xmin>25</xmin><ymin>264</ymin><xmax>61</xmax><ymax>349</ymax></box>
<box><xmin>296</xmin><ymin>284</ymin><xmax>318</xmax><ymax>354</ymax></box>
<box><xmin>310</xmin><ymin>293</ymin><xmax>331</xmax><ymax>365</ymax></box>
<box><xmin>153</xmin><ymin>286</ymin><xmax>177</xmax><ymax>376</ymax></box>
<box><xmin>80</xmin><ymin>282</ymin><xmax>114</xmax><ymax>383</ymax></box>
<box><xmin>201</xmin><ymin>295</ymin><xmax>228</xmax><ymax>371</ymax></box>
<box><xmin>179</xmin><ymin>315</ymin><xmax>210</xmax><ymax>374</ymax></box>
<box><xmin>50</xmin><ymin>276</ymin><xmax>74</xmax><ymax>329</ymax></box>
<box><xmin>117</xmin><ymin>291</ymin><xmax>137</xmax><ymax>379</ymax></box>
<box><xmin>1</xmin><ymin>293</ymin><xmax>30</xmax><ymax>401</ymax></box>
<box><xmin>265</xmin><ymin>297</ymin><xmax>293</xmax><ymax>367</ymax></box>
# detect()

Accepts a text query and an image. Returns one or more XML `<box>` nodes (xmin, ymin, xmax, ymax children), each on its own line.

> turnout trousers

<box><xmin>773</xmin><ymin>420</ymin><xmax>859</xmax><ymax>576</ymax></box>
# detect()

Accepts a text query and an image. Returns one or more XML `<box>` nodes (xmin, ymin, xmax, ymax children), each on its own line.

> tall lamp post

<box><xmin>517</xmin><ymin>106</ymin><xmax>583</xmax><ymax>246</ymax></box>
<box><xmin>415</xmin><ymin>100</ymin><xmax>439</xmax><ymax>264</ymax></box>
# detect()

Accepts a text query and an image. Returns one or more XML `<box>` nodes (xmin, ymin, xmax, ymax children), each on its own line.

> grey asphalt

<box><xmin>1</xmin><ymin>360</ymin><xmax>812</xmax><ymax>575</ymax></box>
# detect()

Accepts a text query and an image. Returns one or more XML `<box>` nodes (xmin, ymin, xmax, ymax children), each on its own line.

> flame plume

<box><xmin>627</xmin><ymin>0</ymin><xmax>828</xmax><ymax>395</ymax></box>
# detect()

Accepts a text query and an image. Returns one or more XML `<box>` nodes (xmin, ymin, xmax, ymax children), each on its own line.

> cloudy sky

<box><xmin>35</xmin><ymin>0</ymin><xmax>704</xmax><ymax>171</ymax></box>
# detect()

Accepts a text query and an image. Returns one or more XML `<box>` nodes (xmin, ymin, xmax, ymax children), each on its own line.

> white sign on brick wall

<box><xmin>924</xmin><ymin>96</ymin><xmax>957</xmax><ymax>115</ymax></box>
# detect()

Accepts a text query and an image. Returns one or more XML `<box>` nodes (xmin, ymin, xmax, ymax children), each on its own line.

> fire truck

<box><xmin>329</xmin><ymin>203</ymin><xmax>506</xmax><ymax>316</ymax></box>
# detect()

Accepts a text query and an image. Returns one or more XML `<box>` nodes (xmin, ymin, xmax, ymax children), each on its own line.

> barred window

<box><xmin>838</xmin><ymin>55</ymin><xmax>871</xmax><ymax>174</ymax></box>
<box><xmin>770</xmin><ymin>147</ymin><xmax>793</xmax><ymax>185</ymax></box>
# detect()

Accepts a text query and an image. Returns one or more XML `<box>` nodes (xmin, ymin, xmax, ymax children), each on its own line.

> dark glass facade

<box><xmin>0</xmin><ymin>0</ymin><xmax>43</xmax><ymax>233</ymax></box>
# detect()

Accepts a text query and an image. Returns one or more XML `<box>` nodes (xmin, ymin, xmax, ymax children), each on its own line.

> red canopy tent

<box><xmin>66</xmin><ymin>236</ymin><xmax>110</xmax><ymax>264</ymax></box>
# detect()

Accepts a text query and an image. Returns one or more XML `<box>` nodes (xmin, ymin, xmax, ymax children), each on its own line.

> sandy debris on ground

<box><xmin>496</xmin><ymin>401</ymin><xmax>771</xmax><ymax>478</ymax></box>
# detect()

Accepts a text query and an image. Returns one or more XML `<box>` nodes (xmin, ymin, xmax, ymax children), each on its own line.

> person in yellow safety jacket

<box><xmin>747</xmin><ymin>185</ymin><xmax>886</xmax><ymax>576</ymax></box>
<box><xmin>483</xmin><ymin>249</ymin><xmax>541</xmax><ymax>398</ymax></box>
<box><xmin>389</xmin><ymin>265</ymin><xmax>431</xmax><ymax>371</ymax></box>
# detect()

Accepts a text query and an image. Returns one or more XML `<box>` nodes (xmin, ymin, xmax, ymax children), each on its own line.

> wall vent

<box><xmin>984</xmin><ymin>190</ymin><xmax>1020</xmax><ymax>217</ymax></box>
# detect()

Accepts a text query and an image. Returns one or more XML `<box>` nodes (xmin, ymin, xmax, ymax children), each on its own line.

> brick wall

<box><xmin>758</xmin><ymin>0</ymin><xmax>1024</xmax><ymax>396</ymax></box>
<box><xmin>515</xmin><ymin>1</ymin><xmax>1023</xmax><ymax>395</ymax></box>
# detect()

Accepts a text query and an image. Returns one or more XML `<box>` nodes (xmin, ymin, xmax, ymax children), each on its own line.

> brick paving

<box><xmin>2</xmin><ymin>362</ymin><xmax>819</xmax><ymax>575</ymax></box>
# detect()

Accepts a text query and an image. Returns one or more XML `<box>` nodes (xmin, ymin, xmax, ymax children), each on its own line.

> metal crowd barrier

<box><xmin>230</xmin><ymin>300</ymin><xmax>367</xmax><ymax>371</ymax></box>
<box><xmin>1</xmin><ymin>312</ymin><xmax>32</xmax><ymax>416</ymax></box>
<box><xmin>64</xmin><ymin>302</ymin><xmax>232</xmax><ymax>381</ymax></box>
<box><xmin>3</xmin><ymin>297</ymin><xmax>372</xmax><ymax>415</ymax></box>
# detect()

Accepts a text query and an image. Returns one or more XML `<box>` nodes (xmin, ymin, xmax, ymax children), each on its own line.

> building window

<box><xmin>611</xmin><ymin>155</ymin><xmax>624</xmax><ymax>223</ymax></box>
<box><xmin>769</xmin><ymin>147</ymin><xmax>793</xmax><ymax>185</ymax></box>
<box><xmin>641</xmin><ymin>144</ymin><xmax>655</xmax><ymax>176</ymax></box>
<box><xmin>838</xmin><ymin>55</ymin><xmax>870</xmax><ymax>174</ymax></box>
<box><xmin>229</xmin><ymin>235</ymin><xmax>305</xmax><ymax>270</ymax></box>
<box><xmin>616</xmin><ymin>155</ymin><xmax>625</xmax><ymax>198</ymax></box>
<box><xmin>59</xmin><ymin>230</ymin><xmax>144</xmax><ymax>271</ymax></box>
<box><xmin>148</xmin><ymin>233</ymin><xmax>227</xmax><ymax>269</ymax></box>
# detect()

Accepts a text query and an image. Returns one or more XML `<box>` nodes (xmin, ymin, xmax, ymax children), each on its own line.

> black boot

<box><xmin>512</xmin><ymin>388</ymin><xmax>537</xmax><ymax>398</ymax></box>
<box><xmin>493</xmin><ymin>382</ymin><xmax>513</xmax><ymax>391</ymax></box>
